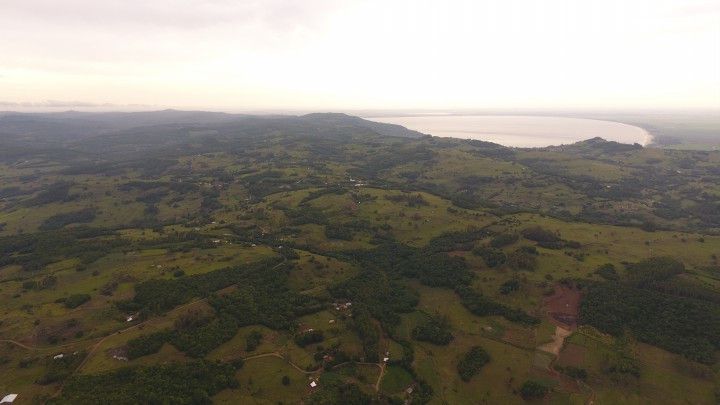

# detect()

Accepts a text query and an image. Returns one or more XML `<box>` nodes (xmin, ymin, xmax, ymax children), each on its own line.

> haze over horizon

<box><xmin>1</xmin><ymin>0</ymin><xmax>719</xmax><ymax>111</ymax></box>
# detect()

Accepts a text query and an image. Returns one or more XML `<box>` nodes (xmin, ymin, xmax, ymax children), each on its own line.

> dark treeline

<box><xmin>334</xmin><ymin>239</ymin><xmax>538</xmax><ymax>327</ymax></box>
<box><xmin>62</xmin><ymin>294</ymin><xmax>91</xmax><ymax>309</ymax></box>
<box><xmin>39</xmin><ymin>208</ymin><xmax>96</xmax><ymax>231</ymax></box>
<box><xmin>349</xmin><ymin>305</ymin><xmax>382</xmax><ymax>362</ymax></box>
<box><xmin>624</xmin><ymin>256</ymin><xmax>685</xmax><ymax>288</ymax></box>
<box><xmin>306</xmin><ymin>381</ymin><xmax>376</xmax><ymax>405</ymax></box>
<box><xmin>284</xmin><ymin>206</ymin><xmax>328</xmax><ymax>226</ymax></box>
<box><xmin>127</xmin><ymin>330</ymin><xmax>172</xmax><ymax>359</ymax></box>
<box><xmin>245</xmin><ymin>330</ymin><xmax>263</xmax><ymax>351</ymax></box>
<box><xmin>294</xmin><ymin>330</ymin><xmax>324</xmax><ymax>347</ymax></box>
<box><xmin>337</xmin><ymin>240</ymin><xmax>473</xmax><ymax>287</ymax></box>
<box><xmin>117</xmin><ymin>180</ymin><xmax>199</xmax><ymax>194</ymax></box>
<box><xmin>126</xmin><ymin>259</ymin><xmax>326</xmax><ymax>359</ymax></box>
<box><xmin>37</xmin><ymin>352</ymin><xmax>84</xmax><ymax>385</ymax></box>
<box><xmin>0</xmin><ymin>227</ymin><xmax>124</xmax><ymax>271</ymax></box>
<box><xmin>209</xmin><ymin>265</ymin><xmax>324</xmax><ymax>330</ymax></box>
<box><xmin>384</xmin><ymin>192</ymin><xmax>429</xmax><ymax>207</ymax></box>
<box><xmin>580</xmin><ymin>257</ymin><xmax>720</xmax><ymax>363</ymax></box>
<box><xmin>23</xmin><ymin>181</ymin><xmax>73</xmax><ymax>207</ymax></box>
<box><xmin>119</xmin><ymin>257</ymin><xmax>284</xmax><ymax>313</ymax></box>
<box><xmin>473</xmin><ymin>246</ymin><xmax>507</xmax><ymax>268</ymax></box>
<box><xmin>326</xmin><ymin>236</ymin><xmax>538</xmax><ymax>365</ymax></box>
<box><xmin>171</xmin><ymin>314</ymin><xmax>240</xmax><ymax>358</ymax></box>
<box><xmin>456</xmin><ymin>286</ymin><xmax>539</xmax><ymax>325</ymax></box>
<box><xmin>299</xmin><ymin>186</ymin><xmax>347</xmax><ymax>205</ymax></box>
<box><xmin>243</xmin><ymin>170</ymin><xmax>323</xmax><ymax>200</ymax></box>
<box><xmin>329</xmin><ymin>270</ymin><xmax>418</xmax><ymax>328</ymax></box>
<box><xmin>1</xmin><ymin>227</ymin><xmax>231</xmax><ymax>273</ymax></box>
<box><xmin>424</xmin><ymin>228</ymin><xmax>490</xmax><ymax>254</ymax></box>
<box><xmin>50</xmin><ymin>360</ymin><xmax>239</xmax><ymax>404</ymax></box>
<box><xmin>412</xmin><ymin>315</ymin><xmax>454</xmax><ymax>345</ymax></box>
<box><xmin>581</xmin><ymin>283</ymin><xmax>720</xmax><ymax>363</ymax></box>
<box><xmin>489</xmin><ymin>233</ymin><xmax>518</xmax><ymax>248</ymax></box>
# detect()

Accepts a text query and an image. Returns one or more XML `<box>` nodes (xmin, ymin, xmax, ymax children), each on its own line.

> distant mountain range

<box><xmin>0</xmin><ymin>110</ymin><xmax>427</xmax><ymax>143</ymax></box>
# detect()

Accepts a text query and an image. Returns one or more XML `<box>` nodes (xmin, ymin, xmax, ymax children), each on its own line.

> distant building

<box><xmin>1</xmin><ymin>394</ymin><xmax>18</xmax><ymax>404</ymax></box>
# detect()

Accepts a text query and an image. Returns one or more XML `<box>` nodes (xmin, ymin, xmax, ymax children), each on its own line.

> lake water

<box><xmin>365</xmin><ymin>115</ymin><xmax>652</xmax><ymax>148</ymax></box>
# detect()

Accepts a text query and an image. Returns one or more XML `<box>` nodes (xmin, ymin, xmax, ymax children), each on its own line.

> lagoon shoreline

<box><xmin>365</xmin><ymin>114</ymin><xmax>654</xmax><ymax>148</ymax></box>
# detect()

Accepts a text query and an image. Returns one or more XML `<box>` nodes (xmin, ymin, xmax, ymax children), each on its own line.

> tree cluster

<box><xmin>457</xmin><ymin>346</ymin><xmax>490</xmax><ymax>382</ymax></box>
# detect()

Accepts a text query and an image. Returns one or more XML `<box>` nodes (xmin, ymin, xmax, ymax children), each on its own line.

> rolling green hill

<box><xmin>0</xmin><ymin>112</ymin><xmax>718</xmax><ymax>404</ymax></box>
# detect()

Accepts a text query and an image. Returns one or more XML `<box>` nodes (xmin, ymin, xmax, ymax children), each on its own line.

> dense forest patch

<box><xmin>50</xmin><ymin>361</ymin><xmax>239</xmax><ymax>404</ymax></box>
<box><xmin>580</xmin><ymin>282</ymin><xmax>720</xmax><ymax>363</ymax></box>
<box><xmin>457</xmin><ymin>346</ymin><xmax>490</xmax><ymax>382</ymax></box>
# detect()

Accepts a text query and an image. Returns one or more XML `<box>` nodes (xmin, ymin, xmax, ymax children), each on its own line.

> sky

<box><xmin>1</xmin><ymin>0</ymin><xmax>719</xmax><ymax>111</ymax></box>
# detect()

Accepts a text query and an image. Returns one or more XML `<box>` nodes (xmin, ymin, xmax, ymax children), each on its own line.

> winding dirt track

<box><xmin>241</xmin><ymin>352</ymin><xmax>320</xmax><ymax>375</ymax></box>
<box><xmin>330</xmin><ymin>360</ymin><xmax>385</xmax><ymax>391</ymax></box>
<box><xmin>0</xmin><ymin>339</ymin><xmax>46</xmax><ymax>350</ymax></box>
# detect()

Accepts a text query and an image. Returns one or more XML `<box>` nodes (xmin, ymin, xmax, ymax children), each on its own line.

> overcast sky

<box><xmin>1</xmin><ymin>0</ymin><xmax>719</xmax><ymax>111</ymax></box>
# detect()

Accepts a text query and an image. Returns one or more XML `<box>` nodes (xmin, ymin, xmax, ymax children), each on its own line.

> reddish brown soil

<box><xmin>534</xmin><ymin>284</ymin><xmax>588</xmax><ymax>401</ymax></box>
<box><xmin>557</xmin><ymin>342</ymin><xmax>588</xmax><ymax>367</ymax></box>
<box><xmin>544</xmin><ymin>284</ymin><xmax>582</xmax><ymax>329</ymax></box>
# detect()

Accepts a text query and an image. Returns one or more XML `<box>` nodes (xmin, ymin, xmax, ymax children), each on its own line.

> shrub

<box><xmin>520</xmin><ymin>380</ymin><xmax>549</xmax><ymax>400</ymax></box>
<box><xmin>557</xmin><ymin>365</ymin><xmax>587</xmax><ymax>380</ymax></box>
<box><xmin>64</xmin><ymin>294</ymin><xmax>91</xmax><ymax>309</ymax></box>
<box><xmin>412</xmin><ymin>315</ymin><xmax>453</xmax><ymax>345</ymax></box>
<box><xmin>325</xmin><ymin>224</ymin><xmax>354</xmax><ymax>240</ymax></box>
<box><xmin>457</xmin><ymin>346</ymin><xmax>490</xmax><ymax>381</ymax></box>
<box><xmin>490</xmin><ymin>233</ymin><xmax>518</xmax><ymax>248</ymax></box>
<box><xmin>170</xmin><ymin>315</ymin><xmax>239</xmax><ymax>357</ymax></box>
<box><xmin>472</xmin><ymin>247</ymin><xmax>506</xmax><ymax>267</ymax></box>
<box><xmin>595</xmin><ymin>263</ymin><xmax>618</xmax><ymax>280</ymax></box>
<box><xmin>521</xmin><ymin>226</ymin><xmax>560</xmax><ymax>243</ymax></box>
<box><xmin>39</xmin><ymin>208</ymin><xmax>96</xmax><ymax>231</ymax></box>
<box><xmin>456</xmin><ymin>286</ymin><xmax>539</xmax><ymax>326</ymax></box>
<box><xmin>294</xmin><ymin>330</ymin><xmax>324</xmax><ymax>347</ymax></box>
<box><xmin>537</xmin><ymin>240</ymin><xmax>564</xmax><ymax>249</ymax></box>
<box><xmin>126</xmin><ymin>331</ymin><xmax>172</xmax><ymax>359</ymax></box>
<box><xmin>245</xmin><ymin>331</ymin><xmax>263</xmax><ymax>352</ymax></box>
<box><xmin>507</xmin><ymin>249</ymin><xmax>537</xmax><ymax>271</ymax></box>
<box><xmin>564</xmin><ymin>240</ymin><xmax>582</xmax><ymax>249</ymax></box>
<box><xmin>499</xmin><ymin>279</ymin><xmax>520</xmax><ymax>295</ymax></box>
<box><xmin>37</xmin><ymin>352</ymin><xmax>84</xmax><ymax>385</ymax></box>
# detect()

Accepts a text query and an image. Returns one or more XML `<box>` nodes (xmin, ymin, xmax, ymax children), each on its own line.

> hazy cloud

<box><xmin>2</xmin><ymin>0</ymin><xmax>345</xmax><ymax>30</ymax></box>
<box><xmin>1</xmin><ymin>0</ymin><xmax>718</xmax><ymax>110</ymax></box>
<box><xmin>0</xmin><ymin>100</ymin><xmax>153</xmax><ymax>109</ymax></box>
